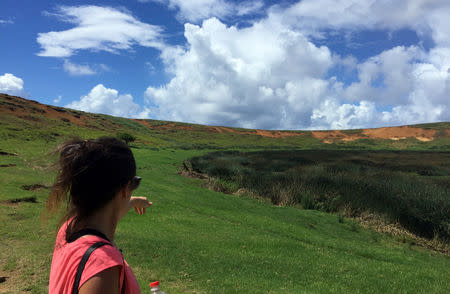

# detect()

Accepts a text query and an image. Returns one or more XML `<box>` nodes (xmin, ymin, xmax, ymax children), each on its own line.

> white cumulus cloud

<box><xmin>147</xmin><ymin>0</ymin><xmax>264</xmax><ymax>22</ymax></box>
<box><xmin>35</xmin><ymin>1</ymin><xmax>450</xmax><ymax>129</ymax></box>
<box><xmin>145</xmin><ymin>17</ymin><xmax>333</xmax><ymax>129</ymax></box>
<box><xmin>142</xmin><ymin>0</ymin><xmax>450</xmax><ymax>130</ymax></box>
<box><xmin>340</xmin><ymin>45</ymin><xmax>449</xmax><ymax>126</ymax></box>
<box><xmin>0</xmin><ymin>73</ymin><xmax>26</xmax><ymax>97</ymax></box>
<box><xmin>343</xmin><ymin>46</ymin><xmax>424</xmax><ymax>104</ymax></box>
<box><xmin>277</xmin><ymin>0</ymin><xmax>450</xmax><ymax>45</ymax></box>
<box><xmin>66</xmin><ymin>84</ymin><xmax>151</xmax><ymax>118</ymax></box>
<box><xmin>37</xmin><ymin>5</ymin><xmax>164</xmax><ymax>57</ymax></box>
<box><xmin>311</xmin><ymin>100</ymin><xmax>377</xmax><ymax>130</ymax></box>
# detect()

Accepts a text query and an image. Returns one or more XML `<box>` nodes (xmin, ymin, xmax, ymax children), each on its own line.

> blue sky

<box><xmin>1</xmin><ymin>0</ymin><xmax>449</xmax><ymax>130</ymax></box>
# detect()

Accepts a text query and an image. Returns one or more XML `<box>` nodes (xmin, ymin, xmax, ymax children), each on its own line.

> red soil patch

<box><xmin>312</xmin><ymin>126</ymin><xmax>446</xmax><ymax>143</ymax></box>
<box><xmin>132</xmin><ymin>119</ymin><xmax>153</xmax><ymax>129</ymax></box>
<box><xmin>311</xmin><ymin>130</ymin><xmax>362</xmax><ymax>142</ymax></box>
<box><xmin>207</xmin><ymin>126</ymin><xmax>303</xmax><ymax>138</ymax></box>
<box><xmin>169</xmin><ymin>123</ymin><xmax>194</xmax><ymax>132</ymax></box>
<box><xmin>132</xmin><ymin>119</ymin><xmax>194</xmax><ymax>132</ymax></box>
<box><xmin>311</xmin><ymin>131</ymin><xmax>347</xmax><ymax>140</ymax></box>
<box><xmin>206</xmin><ymin>127</ymin><xmax>233</xmax><ymax>134</ymax></box>
<box><xmin>254</xmin><ymin>129</ymin><xmax>304</xmax><ymax>138</ymax></box>
<box><xmin>341</xmin><ymin>134</ymin><xmax>364</xmax><ymax>142</ymax></box>
<box><xmin>134</xmin><ymin>123</ymin><xmax>303</xmax><ymax>138</ymax></box>
<box><xmin>217</xmin><ymin>127</ymin><xmax>240</xmax><ymax>134</ymax></box>
<box><xmin>361</xmin><ymin>126</ymin><xmax>436</xmax><ymax>141</ymax></box>
<box><xmin>0</xmin><ymin>94</ymin><xmax>89</xmax><ymax>127</ymax></box>
<box><xmin>211</xmin><ymin>127</ymin><xmax>223</xmax><ymax>133</ymax></box>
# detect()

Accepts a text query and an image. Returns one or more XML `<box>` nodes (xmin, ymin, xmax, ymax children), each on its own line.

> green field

<box><xmin>0</xmin><ymin>94</ymin><xmax>449</xmax><ymax>293</ymax></box>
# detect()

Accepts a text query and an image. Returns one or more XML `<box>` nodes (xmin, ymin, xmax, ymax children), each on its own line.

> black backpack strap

<box><xmin>69</xmin><ymin>230</ymin><xmax>126</xmax><ymax>294</ymax></box>
<box><xmin>72</xmin><ymin>241</ymin><xmax>109</xmax><ymax>294</ymax></box>
<box><xmin>121</xmin><ymin>264</ymin><xmax>126</xmax><ymax>294</ymax></box>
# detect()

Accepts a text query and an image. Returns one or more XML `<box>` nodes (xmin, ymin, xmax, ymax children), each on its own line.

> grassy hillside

<box><xmin>1</xmin><ymin>94</ymin><xmax>450</xmax><ymax>151</ymax></box>
<box><xmin>1</xmin><ymin>94</ymin><xmax>449</xmax><ymax>293</ymax></box>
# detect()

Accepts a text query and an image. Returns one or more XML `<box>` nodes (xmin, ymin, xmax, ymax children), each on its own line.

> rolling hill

<box><xmin>1</xmin><ymin>93</ymin><xmax>449</xmax><ymax>151</ymax></box>
<box><xmin>0</xmin><ymin>93</ymin><xmax>449</xmax><ymax>293</ymax></box>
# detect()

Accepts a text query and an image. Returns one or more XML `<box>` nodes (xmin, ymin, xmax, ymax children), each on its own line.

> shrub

<box><xmin>117</xmin><ymin>132</ymin><xmax>136</xmax><ymax>145</ymax></box>
<box><xmin>301</xmin><ymin>191</ymin><xmax>315</xmax><ymax>210</ymax></box>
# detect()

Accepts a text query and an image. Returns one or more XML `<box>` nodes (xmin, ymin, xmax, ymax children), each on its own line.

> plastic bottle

<box><xmin>150</xmin><ymin>281</ymin><xmax>166</xmax><ymax>294</ymax></box>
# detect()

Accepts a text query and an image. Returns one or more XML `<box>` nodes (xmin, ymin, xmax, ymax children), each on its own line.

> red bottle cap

<box><xmin>150</xmin><ymin>281</ymin><xmax>160</xmax><ymax>288</ymax></box>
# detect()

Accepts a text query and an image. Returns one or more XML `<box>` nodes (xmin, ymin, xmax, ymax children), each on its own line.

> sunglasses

<box><xmin>129</xmin><ymin>176</ymin><xmax>141</xmax><ymax>190</ymax></box>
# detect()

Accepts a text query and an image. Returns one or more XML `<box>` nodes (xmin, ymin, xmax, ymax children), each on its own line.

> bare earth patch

<box><xmin>132</xmin><ymin>119</ymin><xmax>194</xmax><ymax>132</ymax></box>
<box><xmin>311</xmin><ymin>126</ymin><xmax>444</xmax><ymax>143</ymax></box>
<box><xmin>21</xmin><ymin>184</ymin><xmax>50</xmax><ymax>191</ymax></box>
<box><xmin>0</xmin><ymin>93</ymin><xmax>128</xmax><ymax>131</ymax></box>
<box><xmin>207</xmin><ymin>126</ymin><xmax>304</xmax><ymax>138</ymax></box>
<box><xmin>0</xmin><ymin>151</ymin><xmax>18</xmax><ymax>156</ymax></box>
<box><xmin>0</xmin><ymin>260</ymin><xmax>30</xmax><ymax>294</ymax></box>
<box><xmin>361</xmin><ymin>126</ymin><xmax>436</xmax><ymax>140</ymax></box>
<box><xmin>0</xmin><ymin>196</ymin><xmax>37</xmax><ymax>207</ymax></box>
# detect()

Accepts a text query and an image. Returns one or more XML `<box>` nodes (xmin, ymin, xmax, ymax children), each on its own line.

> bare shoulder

<box><xmin>79</xmin><ymin>265</ymin><xmax>121</xmax><ymax>294</ymax></box>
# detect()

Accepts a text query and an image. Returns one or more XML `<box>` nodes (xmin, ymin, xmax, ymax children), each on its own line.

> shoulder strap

<box><xmin>72</xmin><ymin>241</ymin><xmax>126</xmax><ymax>294</ymax></box>
<box><xmin>67</xmin><ymin>228</ymin><xmax>111</xmax><ymax>243</ymax></box>
<box><xmin>72</xmin><ymin>241</ymin><xmax>108</xmax><ymax>294</ymax></box>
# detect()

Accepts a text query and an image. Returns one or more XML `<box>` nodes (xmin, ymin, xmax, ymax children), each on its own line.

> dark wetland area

<box><xmin>187</xmin><ymin>150</ymin><xmax>450</xmax><ymax>242</ymax></box>
<box><xmin>0</xmin><ymin>94</ymin><xmax>449</xmax><ymax>293</ymax></box>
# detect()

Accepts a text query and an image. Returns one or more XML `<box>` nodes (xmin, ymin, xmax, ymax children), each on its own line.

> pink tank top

<box><xmin>49</xmin><ymin>220</ymin><xmax>141</xmax><ymax>293</ymax></box>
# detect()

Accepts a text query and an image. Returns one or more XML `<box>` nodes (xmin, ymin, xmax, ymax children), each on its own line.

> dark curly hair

<box><xmin>45</xmin><ymin>137</ymin><xmax>136</xmax><ymax>241</ymax></box>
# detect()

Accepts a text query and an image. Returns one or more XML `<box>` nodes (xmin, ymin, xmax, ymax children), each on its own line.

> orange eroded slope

<box><xmin>361</xmin><ymin>126</ymin><xmax>436</xmax><ymax>141</ymax></box>
<box><xmin>311</xmin><ymin>126</ymin><xmax>442</xmax><ymax>143</ymax></box>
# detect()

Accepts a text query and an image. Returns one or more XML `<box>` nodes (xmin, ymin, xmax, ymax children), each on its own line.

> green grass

<box><xmin>1</xmin><ymin>94</ymin><xmax>450</xmax><ymax>293</ymax></box>
<box><xmin>1</xmin><ymin>139</ymin><xmax>450</xmax><ymax>293</ymax></box>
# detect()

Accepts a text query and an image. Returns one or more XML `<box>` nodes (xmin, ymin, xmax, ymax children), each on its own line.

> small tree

<box><xmin>117</xmin><ymin>132</ymin><xmax>136</xmax><ymax>146</ymax></box>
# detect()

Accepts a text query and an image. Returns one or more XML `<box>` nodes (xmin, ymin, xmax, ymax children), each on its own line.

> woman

<box><xmin>46</xmin><ymin>137</ymin><xmax>152</xmax><ymax>293</ymax></box>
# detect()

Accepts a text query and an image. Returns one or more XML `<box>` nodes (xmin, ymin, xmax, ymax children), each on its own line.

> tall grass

<box><xmin>189</xmin><ymin>150</ymin><xmax>450</xmax><ymax>241</ymax></box>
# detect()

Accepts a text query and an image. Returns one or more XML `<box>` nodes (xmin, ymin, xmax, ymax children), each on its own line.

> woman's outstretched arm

<box><xmin>128</xmin><ymin>196</ymin><xmax>152</xmax><ymax>215</ymax></box>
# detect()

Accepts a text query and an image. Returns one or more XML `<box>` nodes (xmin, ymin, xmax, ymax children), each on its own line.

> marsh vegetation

<box><xmin>188</xmin><ymin>150</ymin><xmax>450</xmax><ymax>241</ymax></box>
